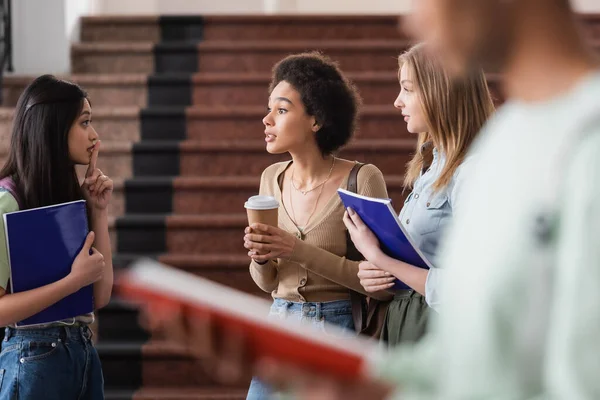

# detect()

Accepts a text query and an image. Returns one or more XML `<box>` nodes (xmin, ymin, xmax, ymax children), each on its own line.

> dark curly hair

<box><xmin>269</xmin><ymin>52</ymin><xmax>361</xmax><ymax>156</ymax></box>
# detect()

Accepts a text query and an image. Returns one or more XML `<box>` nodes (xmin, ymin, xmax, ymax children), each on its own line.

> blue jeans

<box><xmin>0</xmin><ymin>325</ymin><xmax>104</xmax><ymax>399</ymax></box>
<box><xmin>246</xmin><ymin>298</ymin><xmax>355</xmax><ymax>400</ymax></box>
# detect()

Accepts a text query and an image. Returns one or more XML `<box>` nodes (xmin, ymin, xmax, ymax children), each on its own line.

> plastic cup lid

<box><xmin>244</xmin><ymin>195</ymin><xmax>279</xmax><ymax>210</ymax></box>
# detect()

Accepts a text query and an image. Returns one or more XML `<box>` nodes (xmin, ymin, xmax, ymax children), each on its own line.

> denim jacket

<box><xmin>398</xmin><ymin>149</ymin><xmax>474</xmax><ymax>311</ymax></box>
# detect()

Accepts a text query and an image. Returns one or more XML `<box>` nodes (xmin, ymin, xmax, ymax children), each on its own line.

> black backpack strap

<box><xmin>346</xmin><ymin>163</ymin><xmax>367</xmax><ymax>333</ymax></box>
<box><xmin>346</xmin><ymin>162</ymin><xmax>365</xmax><ymax>195</ymax></box>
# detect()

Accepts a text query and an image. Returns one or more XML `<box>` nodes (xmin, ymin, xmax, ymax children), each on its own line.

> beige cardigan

<box><xmin>249</xmin><ymin>161</ymin><xmax>393</xmax><ymax>303</ymax></box>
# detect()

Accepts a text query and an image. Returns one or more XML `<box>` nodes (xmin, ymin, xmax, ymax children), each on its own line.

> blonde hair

<box><xmin>400</xmin><ymin>43</ymin><xmax>495</xmax><ymax>191</ymax></box>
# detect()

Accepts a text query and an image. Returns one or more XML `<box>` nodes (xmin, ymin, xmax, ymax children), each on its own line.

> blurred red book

<box><xmin>115</xmin><ymin>259</ymin><xmax>383</xmax><ymax>382</ymax></box>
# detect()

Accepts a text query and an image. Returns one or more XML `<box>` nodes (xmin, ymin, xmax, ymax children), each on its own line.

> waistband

<box><xmin>4</xmin><ymin>324</ymin><xmax>93</xmax><ymax>343</ymax></box>
<box><xmin>272</xmin><ymin>298</ymin><xmax>351</xmax><ymax>309</ymax></box>
<box><xmin>393</xmin><ymin>289</ymin><xmax>423</xmax><ymax>300</ymax></box>
<box><xmin>271</xmin><ymin>298</ymin><xmax>351</xmax><ymax>318</ymax></box>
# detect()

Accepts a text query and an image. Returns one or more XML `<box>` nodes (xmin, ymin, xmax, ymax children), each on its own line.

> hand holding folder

<box><xmin>3</xmin><ymin>200</ymin><xmax>99</xmax><ymax>326</ymax></box>
<box><xmin>337</xmin><ymin>189</ymin><xmax>432</xmax><ymax>290</ymax></box>
<box><xmin>68</xmin><ymin>231</ymin><xmax>105</xmax><ymax>290</ymax></box>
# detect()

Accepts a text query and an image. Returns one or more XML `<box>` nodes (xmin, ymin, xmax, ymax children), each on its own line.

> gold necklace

<box><xmin>291</xmin><ymin>157</ymin><xmax>336</xmax><ymax>195</ymax></box>
<box><xmin>289</xmin><ymin>157</ymin><xmax>336</xmax><ymax>238</ymax></box>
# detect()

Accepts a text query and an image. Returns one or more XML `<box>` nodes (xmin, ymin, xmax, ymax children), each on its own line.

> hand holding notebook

<box><xmin>68</xmin><ymin>231</ymin><xmax>105</xmax><ymax>290</ymax></box>
<box><xmin>3</xmin><ymin>200</ymin><xmax>98</xmax><ymax>326</ymax></box>
<box><xmin>337</xmin><ymin>189</ymin><xmax>432</xmax><ymax>290</ymax></box>
<box><xmin>343</xmin><ymin>207</ymin><xmax>385</xmax><ymax>262</ymax></box>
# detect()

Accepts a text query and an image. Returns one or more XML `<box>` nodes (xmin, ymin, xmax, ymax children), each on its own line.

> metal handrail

<box><xmin>0</xmin><ymin>0</ymin><xmax>12</xmax><ymax>105</ymax></box>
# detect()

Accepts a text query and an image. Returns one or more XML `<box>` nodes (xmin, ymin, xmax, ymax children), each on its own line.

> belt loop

<box><xmin>82</xmin><ymin>326</ymin><xmax>92</xmax><ymax>341</ymax></box>
<box><xmin>61</xmin><ymin>326</ymin><xmax>70</xmax><ymax>342</ymax></box>
<box><xmin>316</xmin><ymin>303</ymin><xmax>322</xmax><ymax>321</ymax></box>
<box><xmin>4</xmin><ymin>327</ymin><xmax>11</xmax><ymax>341</ymax></box>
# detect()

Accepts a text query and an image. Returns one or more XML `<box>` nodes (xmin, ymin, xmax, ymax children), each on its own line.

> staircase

<box><xmin>1</xmin><ymin>13</ymin><xmax>599</xmax><ymax>400</ymax></box>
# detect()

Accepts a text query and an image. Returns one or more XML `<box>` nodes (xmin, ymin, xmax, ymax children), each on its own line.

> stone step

<box><xmin>196</xmin><ymin>39</ymin><xmax>407</xmax><ymax>73</ymax></box>
<box><xmin>105</xmin><ymin>388</ymin><xmax>247</xmax><ymax>400</ymax></box>
<box><xmin>97</xmin><ymin>298</ymin><xmax>149</xmax><ymax>343</ymax></box>
<box><xmin>123</xmin><ymin>175</ymin><xmax>405</xmax><ymax>215</ymax></box>
<box><xmin>0</xmin><ymin>107</ymin><xmax>139</xmax><ymax>146</ymax></box>
<box><xmin>2</xmin><ymin>72</ymin><xmax>502</xmax><ymax>108</ymax></box>
<box><xmin>0</xmin><ymin>72</ymin><xmax>407</xmax><ymax>109</ymax></box>
<box><xmin>0</xmin><ymin>138</ymin><xmax>414</xmax><ymax>191</ymax></box>
<box><xmin>81</xmin><ymin>15</ymin><xmax>405</xmax><ymax>43</ymax></box>
<box><xmin>98</xmin><ymin>254</ymin><xmax>267</xmax><ymax>343</ymax></box>
<box><xmin>98</xmin><ymin>340</ymin><xmax>250</xmax><ymax>389</ymax></box>
<box><xmin>0</xmin><ymin>143</ymin><xmax>131</xmax><ymax>188</ymax></box>
<box><xmin>0</xmin><ymin>105</ymin><xmax>415</xmax><ymax>145</ymax></box>
<box><xmin>72</xmin><ymin>39</ymin><xmax>600</xmax><ymax>75</ymax></box>
<box><xmin>157</xmin><ymin>253</ymin><xmax>267</xmax><ymax>296</ymax></box>
<box><xmin>164</xmin><ymin>72</ymin><xmax>403</xmax><ymax>107</ymax></box>
<box><xmin>122</xmin><ymin>213</ymin><xmax>372</xmax><ymax>256</ymax></box>
<box><xmin>79</xmin><ymin>14</ymin><xmax>600</xmax><ymax>43</ymax></box>
<box><xmin>131</xmin><ymin>138</ymin><xmax>414</xmax><ymax>178</ymax></box>
<box><xmin>176</xmin><ymin>139</ymin><xmax>415</xmax><ymax>177</ymax></box>
<box><xmin>71</xmin><ymin>40</ymin><xmax>412</xmax><ymax>74</ymax></box>
<box><xmin>142</xmin><ymin>105</ymin><xmax>407</xmax><ymax>141</ymax></box>
<box><xmin>1</xmin><ymin>75</ymin><xmax>147</xmax><ymax>108</ymax></box>
<box><xmin>118</xmin><ymin>206</ymin><xmax>412</xmax><ymax>257</ymax></box>
<box><xmin>115</xmin><ymin>214</ymin><xmax>248</xmax><ymax>255</ymax></box>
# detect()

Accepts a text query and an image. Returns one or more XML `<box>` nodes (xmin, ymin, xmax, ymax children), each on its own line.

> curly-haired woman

<box><xmin>242</xmin><ymin>52</ymin><xmax>393</xmax><ymax>399</ymax></box>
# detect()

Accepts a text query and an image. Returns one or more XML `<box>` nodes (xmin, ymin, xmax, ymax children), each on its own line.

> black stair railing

<box><xmin>0</xmin><ymin>0</ymin><xmax>13</xmax><ymax>105</ymax></box>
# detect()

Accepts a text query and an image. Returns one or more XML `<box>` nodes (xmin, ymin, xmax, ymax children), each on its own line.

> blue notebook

<box><xmin>337</xmin><ymin>189</ymin><xmax>432</xmax><ymax>290</ymax></box>
<box><xmin>3</xmin><ymin>200</ymin><xmax>94</xmax><ymax>327</ymax></box>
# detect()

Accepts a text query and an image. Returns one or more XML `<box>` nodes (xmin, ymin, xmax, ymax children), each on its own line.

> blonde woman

<box><xmin>344</xmin><ymin>43</ymin><xmax>495</xmax><ymax>346</ymax></box>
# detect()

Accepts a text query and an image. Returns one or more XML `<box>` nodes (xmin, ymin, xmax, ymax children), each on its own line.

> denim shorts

<box><xmin>0</xmin><ymin>325</ymin><xmax>104</xmax><ymax>399</ymax></box>
<box><xmin>246</xmin><ymin>298</ymin><xmax>354</xmax><ymax>400</ymax></box>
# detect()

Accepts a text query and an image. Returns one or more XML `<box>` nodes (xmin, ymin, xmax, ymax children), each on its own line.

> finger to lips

<box><xmin>86</xmin><ymin>141</ymin><xmax>101</xmax><ymax>177</ymax></box>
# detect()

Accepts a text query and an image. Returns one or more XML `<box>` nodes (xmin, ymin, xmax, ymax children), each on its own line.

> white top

<box><xmin>398</xmin><ymin>148</ymin><xmax>474</xmax><ymax>311</ymax></box>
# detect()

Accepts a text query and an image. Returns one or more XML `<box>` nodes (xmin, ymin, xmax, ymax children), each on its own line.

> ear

<box><xmin>311</xmin><ymin>117</ymin><xmax>321</xmax><ymax>133</ymax></box>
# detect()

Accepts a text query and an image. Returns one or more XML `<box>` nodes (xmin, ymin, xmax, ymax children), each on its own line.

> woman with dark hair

<box><xmin>241</xmin><ymin>52</ymin><xmax>392</xmax><ymax>399</ymax></box>
<box><xmin>0</xmin><ymin>74</ymin><xmax>113</xmax><ymax>399</ymax></box>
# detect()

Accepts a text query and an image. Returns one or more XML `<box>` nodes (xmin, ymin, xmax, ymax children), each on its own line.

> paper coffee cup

<box><xmin>244</xmin><ymin>195</ymin><xmax>279</xmax><ymax>228</ymax></box>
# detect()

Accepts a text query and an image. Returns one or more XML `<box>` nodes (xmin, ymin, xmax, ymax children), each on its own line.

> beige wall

<box><xmin>93</xmin><ymin>0</ymin><xmax>412</xmax><ymax>14</ymax></box>
<box><xmin>94</xmin><ymin>0</ymin><xmax>599</xmax><ymax>14</ymax></box>
<box><xmin>573</xmin><ymin>0</ymin><xmax>600</xmax><ymax>12</ymax></box>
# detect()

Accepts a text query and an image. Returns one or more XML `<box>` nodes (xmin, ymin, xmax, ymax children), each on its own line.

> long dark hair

<box><xmin>0</xmin><ymin>75</ymin><xmax>88</xmax><ymax>209</ymax></box>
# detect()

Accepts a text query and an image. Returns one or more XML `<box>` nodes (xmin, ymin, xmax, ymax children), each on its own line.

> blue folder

<box><xmin>337</xmin><ymin>189</ymin><xmax>432</xmax><ymax>290</ymax></box>
<box><xmin>3</xmin><ymin>200</ymin><xmax>94</xmax><ymax>327</ymax></box>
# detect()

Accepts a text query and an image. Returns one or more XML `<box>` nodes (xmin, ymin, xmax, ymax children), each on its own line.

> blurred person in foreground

<box><xmin>141</xmin><ymin>0</ymin><xmax>600</xmax><ymax>398</ymax></box>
